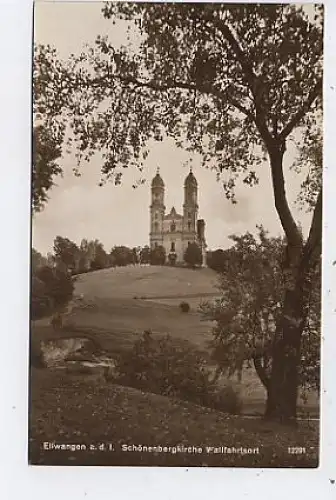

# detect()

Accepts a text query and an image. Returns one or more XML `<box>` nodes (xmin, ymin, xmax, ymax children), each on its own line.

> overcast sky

<box><xmin>33</xmin><ymin>1</ymin><xmax>314</xmax><ymax>255</ymax></box>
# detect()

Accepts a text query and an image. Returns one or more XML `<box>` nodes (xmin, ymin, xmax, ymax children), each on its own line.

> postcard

<box><xmin>30</xmin><ymin>2</ymin><xmax>322</xmax><ymax>467</ymax></box>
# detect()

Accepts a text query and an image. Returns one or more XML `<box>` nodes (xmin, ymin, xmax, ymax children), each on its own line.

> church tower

<box><xmin>183</xmin><ymin>168</ymin><xmax>198</xmax><ymax>240</ymax></box>
<box><xmin>150</xmin><ymin>168</ymin><xmax>165</xmax><ymax>249</ymax></box>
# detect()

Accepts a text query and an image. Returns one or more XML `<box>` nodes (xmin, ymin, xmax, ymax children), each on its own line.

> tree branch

<box><xmin>279</xmin><ymin>80</ymin><xmax>322</xmax><ymax>140</ymax></box>
<box><xmin>209</xmin><ymin>18</ymin><xmax>274</xmax><ymax>145</ymax></box>
<box><xmin>93</xmin><ymin>72</ymin><xmax>256</xmax><ymax>121</ymax></box>
<box><xmin>269</xmin><ymin>149</ymin><xmax>303</xmax><ymax>247</ymax></box>
<box><xmin>302</xmin><ymin>188</ymin><xmax>322</xmax><ymax>266</ymax></box>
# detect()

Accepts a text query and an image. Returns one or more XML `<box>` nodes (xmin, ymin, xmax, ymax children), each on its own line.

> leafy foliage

<box><xmin>31</xmin><ymin>276</ymin><xmax>52</xmax><ymax>320</ymax></box>
<box><xmin>34</xmin><ymin>4</ymin><xmax>322</xmax><ymax>200</ymax></box>
<box><xmin>291</xmin><ymin>127</ymin><xmax>322</xmax><ymax>211</ymax></box>
<box><xmin>140</xmin><ymin>245</ymin><xmax>151</xmax><ymax>264</ymax></box>
<box><xmin>110</xmin><ymin>245</ymin><xmax>134</xmax><ymax>267</ymax></box>
<box><xmin>150</xmin><ymin>245</ymin><xmax>166</xmax><ymax>265</ymax></box>
<box><xmin>31</xmin><ymin>248</ymin><xmax>48</xmax><ymax>273</ymax></box>
<box><xmin>184</xmin><ymin>242</ymin><xmax>202</xmax><ymax>268</ymax></box>
<box><xmin>32</xmin><ymin>125</ymin><xmax>62</xmax><ymax>213</ymax></box>
<box><xmin>114</xmin><ymin>332</ymin><xmax>215</xmax><ymax>405</ymax></box>
<box><xmin>113</xmin><ymin>331</ymin><xmax>241</xmax><ymax>414</ymax></box>
<box><xmin>200</xmin><ymin>227</ymin><xmax>321</xmax><ymax>391</ymax></box>
<box><xmin>32</xmin><ymin>266</ymin><xmax>74</xmax><ymax>319</ymax></box>
<box><xmin>53</xmin><ymin>236</ymin><xmax>80</xmax><ymax>272</ymax></box>
<box><xmin>206</xmin><ymin>248</ymin><xmax>229</xmax><ymax>272</ymax></box>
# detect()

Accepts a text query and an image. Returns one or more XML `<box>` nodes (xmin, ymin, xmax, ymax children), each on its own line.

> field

<box><xmin>30</xmin><ymin>265</ymin><xmax>319</xmax><ymax>467</ymax></box>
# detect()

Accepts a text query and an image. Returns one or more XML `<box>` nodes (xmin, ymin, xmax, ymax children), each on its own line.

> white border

<box><xmin>0</xmin><ymin>0</ymin><xmax>335</xmax><ymax>498</ymax></box>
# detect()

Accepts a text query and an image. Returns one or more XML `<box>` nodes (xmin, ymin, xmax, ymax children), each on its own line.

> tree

<box><xmin>32</xmin><ymin>124</ymin><xmax>62</xmax><ymax>213</ymax></box>
<box><xmin>90</xmin><ymin>240</ymin><xmax>109</xmax><ymax>270</ymax></box>
<box><xmin>201</xmin><ymin>227</ymin><xmax>321</xmax><ymax>415</ymax></box>
<box><xmin>140</xmin><ymin>245</ymin><xmax>151</xmax><ymax>265</ymax></box>
<box><xmin>34</xmin><ymin>4</ymin><xmax>323</xmax><ymax>421</ymax></box>
<box><xmin>110</xmin><ymin>245</ymin><xmax>134</xmax><ymax>267</ymax></box>
<box><xmin>53</xmin><ymin>236</ymin><xmax>80</xmax><ymax>273</ymax></box>
<box><xmin>33</xmin><ymin>265</ymin><xmax>74</xmax><ymax>315</ymax></box>
<box><xmin>184</xmin><ymin>242</ymin><xmax>203</xmax><ymax>268</ymax></box>
<box><xmin>31</xmin><ymin>248</ymin><xmax>47</xmax><ymax>273</ymax></box>
<box><xmin>150</xmin><ymin>245</ymin><xmax>166</xmax><ymax>266</ymax></box>
<box><xmin>207</xmin><ymin>249</ymin><xmax>229</xmax><ymax>273</ymax></box>
<box><xmin>131</xmin><ymin>247</ymin><xmax>139</xmax><ymax>265</ymax></box>
<box><xmin>31</xmin><ymin>276</ymin><xmax>52</xmax><ymax>320</ymax></box>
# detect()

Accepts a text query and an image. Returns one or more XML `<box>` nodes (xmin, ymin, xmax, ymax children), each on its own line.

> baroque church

<box><xmin>149</xmin><ymin>168</ymin><xmax>207</xmax><ymax>265</ymax></box>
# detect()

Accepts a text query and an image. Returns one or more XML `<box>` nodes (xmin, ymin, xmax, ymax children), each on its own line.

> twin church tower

<box><xmin>149</xmin><ymin>168</ymin><xmax>207</xmax><ymax>265</ymax></box>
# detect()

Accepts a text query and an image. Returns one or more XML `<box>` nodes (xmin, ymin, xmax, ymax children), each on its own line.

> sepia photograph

<box><xmin>30</xmin><ymin>2</ymin><xmax>323</xmax><ymax>468</ymax></box>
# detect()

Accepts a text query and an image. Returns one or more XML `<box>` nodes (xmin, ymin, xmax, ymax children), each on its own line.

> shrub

<box><xmin>31</xmin><ymin>277</ymin><xmax>52</xmax><ymax>319</ymax></box>
<box><xmin>32</xmin><ymin>265</ymin><xmax>75</xmax><ymax>320</ymax></box>
<box><xmin>114</xmin><ymin>332</ymin><xmax>216</xmax><ymax>406</ymax></box>
<box><xmin>184</xmin><ymin>242</ymin><xmax>202</xmax><ymax>268</ymax></box>
<box><xmin>150</xmin><ymin>245</ymin><xmax>166</xmax><ymax>265</ymax></box>
<box><xmin>211</xmin><ymin>385</ymin><xmax>243</xmax><ymax>415</ymax></box>
<box><xmin>113</xmin><ymin>332</ymin><xmax>243</xmax><ymax>415</ymax></box>
<box><xmin>179</xmin><ymin>301</ymin><xmax>190</xmax><ymax>313</ymax></box>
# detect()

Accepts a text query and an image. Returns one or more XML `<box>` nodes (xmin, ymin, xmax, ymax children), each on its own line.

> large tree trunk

<box><xmin>265</xmin><ymin>287</ymin><xmax>304</xmax><ymax>423</ymax></box>
<box><xmin>263</xmin><ymin>146</ymin><xmax>322</xmax><ymax>423</ymax></box>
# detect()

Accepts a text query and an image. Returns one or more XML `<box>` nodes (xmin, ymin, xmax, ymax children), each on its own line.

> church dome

<box><xmin>151</xmin><ymin>169</ymin><xmax>164</xmax><ymax>188</ymax></box>
<box><xmin>184</xmin><ymin>169</ymin><xmax>197</xmax><ymax>187</ymax></box>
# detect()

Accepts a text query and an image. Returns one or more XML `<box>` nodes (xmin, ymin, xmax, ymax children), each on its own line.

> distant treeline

<box><xmin>32</xmin><ymin>236</ymin><xmax>206</xmax><ymax>275</ymax></box>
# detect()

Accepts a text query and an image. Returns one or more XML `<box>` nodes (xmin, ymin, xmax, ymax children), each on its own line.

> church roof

<box><xmin>184</xmin><ymin>168</ymin><xmax>197</xmax><ymax>187</ymax></box>
<box><xmin>151</xmin><ymin>168</ymin><xmax>164</xmax><ymax>188</ymax></box>
<box><xmin>164</xmin><ymin>206</ymin><xmax>183</xmax><ymax>220</ymax></box>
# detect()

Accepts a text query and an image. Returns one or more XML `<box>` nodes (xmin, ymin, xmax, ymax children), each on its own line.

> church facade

<box><xmin>149</xmin><ymin>168</ymin><xmax>207</xmax><ymax>265</ymax></box>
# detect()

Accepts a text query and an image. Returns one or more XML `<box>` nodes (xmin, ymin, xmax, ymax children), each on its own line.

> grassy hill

<box><xmin>35</xmin><ymin>265</ymin><xmax>220</xmax><ymax>351</ymax></box>
<box><xmin>32</xmin><ymin>265</ymin><xmax>318</xmax><ymax>417</ymax></box>
<box><xmin>74</xmin><ymin>264</ymin><xmax>220</xmax><ymax>302</ymax></box>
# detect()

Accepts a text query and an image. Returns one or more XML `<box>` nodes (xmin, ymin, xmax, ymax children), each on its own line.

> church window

<box><xmin>188</xmin><ymin>221</ymin><xmax>191</xmax><ymax>231</ymax></box>
<box><xmin>188</xmin><ymin>211</ymin><xmax>191</xmax><ymax>218</ymax></box>
<box><xmin>170</xmin><ymin>222</ymin><xmax>176</xmax><ymax>232</ymax></box>
<box><xmin>171</xmin><ymin>242</ymin><xmax>175</xmax><ymax>252</ymax></box>
<box><xmin>154</xmin><ymin>222</ymin><xmax>159</xmax><ymax>231</ymax></box>
<box><xmin>155</xmin><ymin>242</ymin><xmax>158</xmax><ymax>248</ymax></box>
<box><xmin>155</xmin><ymin>212</ymin><xmax>158</xmax><ymax>220</ymax></box>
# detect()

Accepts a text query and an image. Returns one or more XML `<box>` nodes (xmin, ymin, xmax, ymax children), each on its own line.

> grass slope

<box><xmin>32</xmin><ymin>265</ymin><xmax>319</xmax><ymax>416</ymax></box>
<box><xmin>74</xmin><ymin>265</ymin><xmax>219</xmax><ymax>301</ymax></box>
<box><xmin>29</xmin><ymin>369</ymin><xmax>319</xmax><ymax>468</ymax></box>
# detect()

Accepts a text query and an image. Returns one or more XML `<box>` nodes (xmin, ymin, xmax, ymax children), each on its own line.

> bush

<box><xmin>184</xmin><ymin>242</ymin><xmax>202</xmax><ymax>268</ymax></box>
<box><xmin>31</xmin><ymin>277</ymin><xmax>52</xmax><ymax>319</ymax></box>
<box><xmin>32</xmin><ymin>265</ymin><xmax>74</xmax><ymax>320</ymax></box>
<box><xmin>113</xmin><ymin>332</ymin><xmax>242</xmax><ymax>414</ymax></box>
<box><xmin>179</xmin><ymin>301</ymin><xmax>190</xmax><ymax>313</ymax></box>
<box><xmin>150</xmin><ymin>245</ymin><xmax>166</xmax><ymax>265</ymax></box>
<box><xmin>211</xmin><ymin>385</ymin><xmax>243</xmax><ymax>415</ymax></box>
<box><xmin>114</xmin><ymin>332</ymin><xmax>216</xmax><ymax>406</ymax></box>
